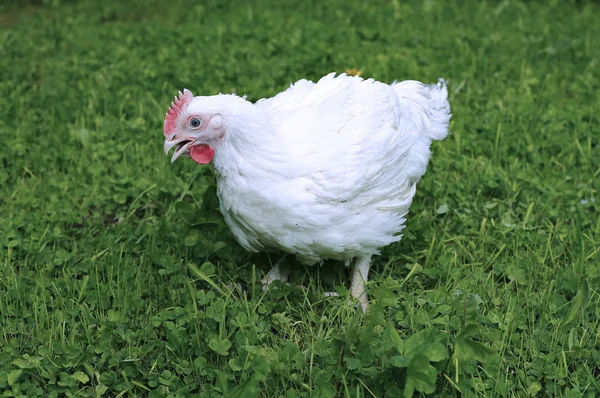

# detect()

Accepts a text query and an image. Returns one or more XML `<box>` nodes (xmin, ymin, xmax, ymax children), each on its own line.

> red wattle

<box><xmin>190</xmin><ymin>144</ymin><xmax>215</xmax><ymax>164</ymax></box>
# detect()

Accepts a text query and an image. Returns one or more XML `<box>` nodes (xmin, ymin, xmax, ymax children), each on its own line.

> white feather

<box><xmin>188</xmin><ymin>73</ymin><xmax>451</xmax><ymax>265</ymax></box>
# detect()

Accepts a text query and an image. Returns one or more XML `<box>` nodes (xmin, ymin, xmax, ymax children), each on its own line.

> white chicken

<box><xmin>163</xmin><ymin>73</ymin><xmax>451</xmax><ymax>311</ymax></box>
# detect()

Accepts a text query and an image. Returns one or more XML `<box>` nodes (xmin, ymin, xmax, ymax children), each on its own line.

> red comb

<box><xmin>164</xmin><ymin>88</ymin><xmax>194</xmax><ymax>137</ymax></box>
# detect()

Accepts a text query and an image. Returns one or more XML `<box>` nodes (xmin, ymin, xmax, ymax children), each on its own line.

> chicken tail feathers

<box><xmin>390</xmin><ymin>78</ymin><xmax>451</xmax><ymax>143</ymax></box>
<box><xmin>424</xmin><ymin>79</ymin><xmax>451</xmax><ymax>141</ymax></box>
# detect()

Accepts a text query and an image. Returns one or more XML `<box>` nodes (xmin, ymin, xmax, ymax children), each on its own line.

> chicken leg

<box><xmin>263</xmin><ymin>254</ymin><xmax>371</xmax><ymax>312</ymax></box>
<box><xmin>349</xmin><ymin>255</ymin><xmax>371</xmax><ymax>313</ymax></box>
<box><xmin>324</xmin><ymin>255</ymin><xmax>371</xmax><ymax>312</ymax></box>
<box><xmin>261</xmin><ymin>255</ymin><xmax>289</xmax><ymax>291</ymax></box>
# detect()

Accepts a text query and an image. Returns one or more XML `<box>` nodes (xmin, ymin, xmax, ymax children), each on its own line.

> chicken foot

<box><xmin>262</xmin><ymin>254</ymin><xmax>371</xmax><ymax>312</ymax></box>
<box><xmin>324</xmin><ymin>255</ymin><xmax>371</xmax><ymax>313</ymax></box>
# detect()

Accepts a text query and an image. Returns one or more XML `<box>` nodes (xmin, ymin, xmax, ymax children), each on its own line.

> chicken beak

<box><xmin>164</xmin><ymin>139</ymin><xmax>178</xmax><ymax>156</ymax></box>
<box><xmin>164</xmin><ymin>138</ymin><xmax>195</xmax><ymax>163</ymax></box>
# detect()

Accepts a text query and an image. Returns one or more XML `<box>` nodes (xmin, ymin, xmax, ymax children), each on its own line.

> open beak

<box><xmin>164</xmin><ymin>137</ymin><xmax>195</xmax><ymax>163</ymax></box>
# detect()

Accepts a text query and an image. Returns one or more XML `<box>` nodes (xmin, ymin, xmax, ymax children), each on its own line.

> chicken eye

<box><xmin>189</xmin><ymin>117</ymin><xmax>202</xmax><ymax>129</ymax></box>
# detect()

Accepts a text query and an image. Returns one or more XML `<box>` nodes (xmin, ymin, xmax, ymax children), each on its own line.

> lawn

<box><xmin>1</xmin><ymin>0</ymin><xmax>599</xmax><ymax>396</ymax></box>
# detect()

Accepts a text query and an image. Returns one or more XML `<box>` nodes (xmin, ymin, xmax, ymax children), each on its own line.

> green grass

<box><xmin>1</xmin><ymin>0</ymin><xmax>599</xmax><ymax>396</ymax></box>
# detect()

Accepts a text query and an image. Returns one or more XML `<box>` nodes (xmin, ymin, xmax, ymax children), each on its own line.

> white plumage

<box><xmin>163</xmin><ymin>72</ymin><xmax>451</xmax><ymax>311</ymax></box>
